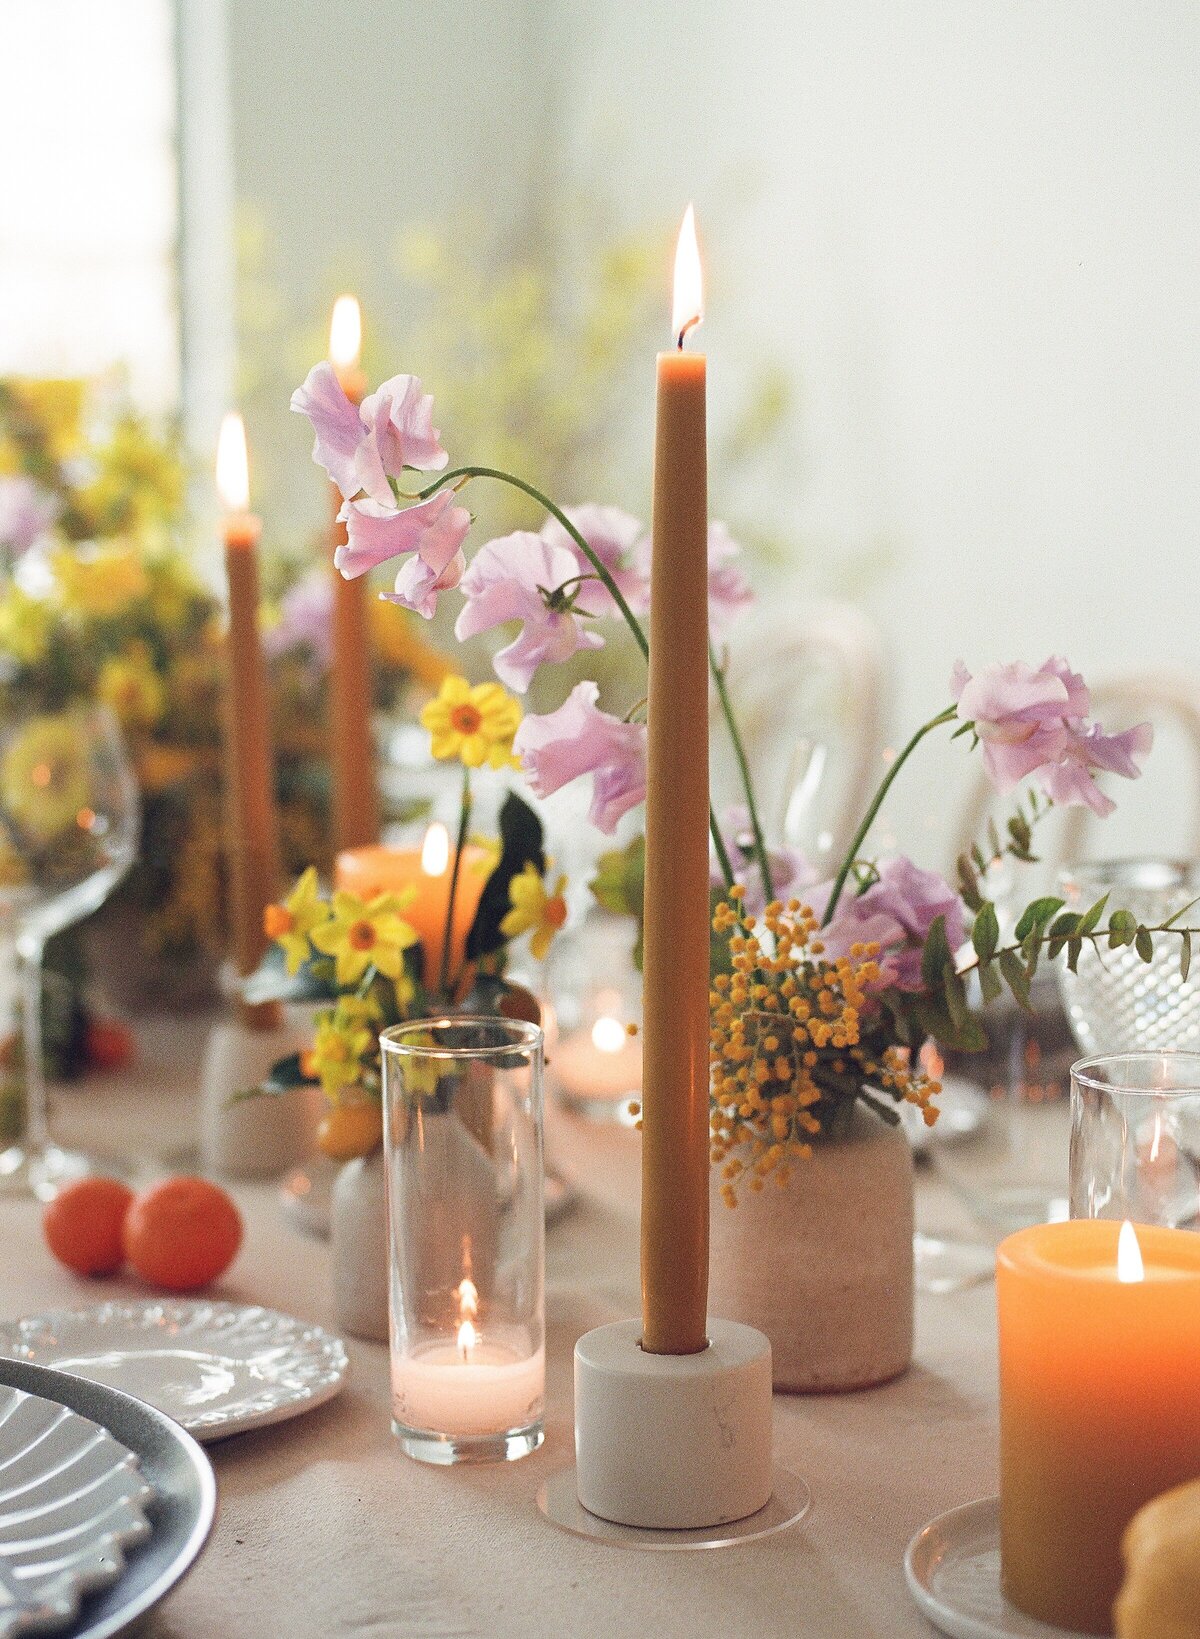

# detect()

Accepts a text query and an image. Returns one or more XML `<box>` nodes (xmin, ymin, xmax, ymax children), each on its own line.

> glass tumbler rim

<box><xmin>380</xmin><ymin>1014</ymin><xmax>543</xmax><ymax>1061</ymax></box>
<box><xmin>1071</xmin><ymin>1049</ymin><xmax>1200</xmax><ymax>1096</ymax></box>
<box><xmin>1057</xmin><ymin>856</ymin><xmax>1200</xmax><ymax>891</ymax></box>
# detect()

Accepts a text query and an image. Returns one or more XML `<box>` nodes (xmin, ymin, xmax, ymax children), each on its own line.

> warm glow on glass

<box><xmin>671</xmin><ymin>203</ymin><xmax>703</xmax><ymax>345</ymax></box>
<box><xmin>456</xmin><ymin>1319</ymin><xmax>477</xmax><ymax>1359</ymax></box>
<box><xmin>215</xmin><ymin>412</ymin><xmax>250</xmax><ymax>512</ymax></box>
<box><xmin>591</xmin><ymin>1016</ymin><xmax>627</xmax><ymax>1055</ymax></box>
<box><xmin>328</xmin><ymin>294</ymin><xmax>362</xmax><ymax>370</ymax></box>
<box><xmin>421</xmin><ymin>821</ymin><xmax>450</xmax><ymax>877</ymax></box>
<box><xmin>457</xmin><ymin>1276</ymin><xmax>479</xmax><ymax>1319</ymax></box>
<box><xmin>1117</xmin><ymin>1220</ymin><xmax>1145</xmax><ymax>1283</ymax></box>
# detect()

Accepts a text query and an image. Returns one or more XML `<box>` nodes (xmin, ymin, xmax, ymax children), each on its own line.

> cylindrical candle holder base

<box><xmin>392</xmin><ymin>1419</ymin><xmax>544</xmax><ymax>1467</ymax></box>
<box><xmin>574</xmin><ymin>1318</ymin><xmax>773</xmax><ymax>1530</ymax></box>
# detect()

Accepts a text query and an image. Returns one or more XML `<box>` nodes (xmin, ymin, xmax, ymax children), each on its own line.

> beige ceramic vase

<box><xmin>708</xmin><ymin>1105</ymin><xmax>914</xmax><ymax>1392</ymax></box>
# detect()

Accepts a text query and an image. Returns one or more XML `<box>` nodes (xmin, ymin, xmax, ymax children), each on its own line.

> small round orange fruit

<box><xmin>43</xmin><ymin>1177</ymin><xmax>134</xmax><ymax>1276</ymax></box>
<box><xmin>122</xmin><ymin>1176</ymin><xmax>242</xmax><ymax>1292</ymax></box>
<box><xmin>317</xmin><ymin>1102</ymin><xmax>383</xmax><ymax>1161</ymax></box>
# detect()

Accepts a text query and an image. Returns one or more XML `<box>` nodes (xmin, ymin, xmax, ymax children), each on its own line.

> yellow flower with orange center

<box><xmin>309</xmin><ymin>888</ymin><xmax>418</xmax><ymax>986</ymax></box>
<box><xmin>264</xmin><ymin>866</ymin><xmax>331</xmax><ymax>974</ymax></box>
<box><xmin>500</xmin><ymin>862</ymin><xmax>568</xmax><ymax>961</ymax></box>
<box><xmin>420</xmin><ymin>675</ymin><xmax>521</xmax><ymax>769</ymax></box>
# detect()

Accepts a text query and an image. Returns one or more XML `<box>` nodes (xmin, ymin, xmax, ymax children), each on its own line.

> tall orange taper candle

<box><xmin>328</xmin><ymin>295</ymin><xmax>381</xmax><ymax>853</ymax></box>
<box><xmin>216</xmin><ymin>413</ymin><xmax>281</xmax><ymax>1031</ymax></box>
<box><xmin>640</xmin><ymin>205</ymin><xmax>710</xmax><ymax>1356</ymax></box>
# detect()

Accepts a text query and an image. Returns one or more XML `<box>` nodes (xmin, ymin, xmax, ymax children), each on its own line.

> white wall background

<box><xmin>212</xmin><ymin>0</ymin><xmax>1200</xmax><ymax>862</ymax></box>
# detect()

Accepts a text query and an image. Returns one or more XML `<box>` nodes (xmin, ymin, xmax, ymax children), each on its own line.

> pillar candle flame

<box><xmin>421</xmin><ymin>821</ymin><xmax>450</xmax><ymax>877</ymax></box>
<box><xmin>457</xmin><ymin>1318</ymin><xmax>477</xmax><ymax>1360</ymax></box>
<box><xmin>672</xmin><ymin>203</ymin><xmax>704</xmax><ymax>348</ymax></box>
<box><xmin>328</xmin><ymin>294</ymin><xmax>362</xmax><ymax>372</ymax></box>
<box><xmin>1117</xmin><ymin>1219</ymin><xmax>1145</xmax><ymax>1283</ymax></box>
<box><xmin>215</xmin><ymin>412</ymin><xmax>250</xmax><ymax>513</ymax></box>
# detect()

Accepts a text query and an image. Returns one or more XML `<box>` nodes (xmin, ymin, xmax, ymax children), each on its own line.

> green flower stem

<box><xmin>439</xmin><ymin>767</ymin><xmax>472</xmax><ymax>1001</ymax></box>
<box><xmin>822</xmin><ymin>705</ymin><xmax>959</xmax><ymax>926</ymax></box>
<box><xmin>709</xmin><ymin>641</ymin><xmax>773</xmax><ymax>901</ymax></box>
<box><xmin>416</xmin><ymin>464</ymin><xmax>737</xmax><ymax>890</ymax></box>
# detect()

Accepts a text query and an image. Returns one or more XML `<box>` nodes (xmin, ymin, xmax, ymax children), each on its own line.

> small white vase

<box><xmin>708</xmin><ymin>1105</ymin><xmax>914</xmax><ymax>1392</ymax></box>
<box><xmin>199</xmin><ymin>1008</ymin><xmax>323</xmax><ymax>1181</ymax></box>
<box><xmin>331</xmin><ymin>1149</ymin><xmax>389</xmax><ymax>1343</ymax></box>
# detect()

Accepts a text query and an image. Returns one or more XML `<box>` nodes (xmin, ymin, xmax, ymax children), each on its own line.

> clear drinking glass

<box><xmin>381</xmin><ymin>1016</ymin><xmax>545</xmax><ymax>1465</ymax></box>
<box><xmin>1070</xmin><ymin>1051</ymin><xmax>1200</xmax><ymax>1229</ymax></box>
<box><xmin>1057</xmin><ymin>860</ymin><xmax>1200</xmax><ymax>1055</ymax></box>
<box><xmin>0</xmin><ymin>701</ymin><xmax>139</xmax><ymax>1196</ymax></box>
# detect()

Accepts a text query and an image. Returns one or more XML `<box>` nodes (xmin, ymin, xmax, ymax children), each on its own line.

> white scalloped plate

<box><xmin>905</xmin><ymin>1497</ymin><xmax>1078</xmax><ymax>1638</ymax></box>
<box><xmin>0</xmin><ymin>1303</ymin><xmax>349</xmax><ymax>1444</ymax></box>
<box><xmin>0</xmin><ymin>1384</ymin><xmax>153</xmax><ymax>1637</ymax></box>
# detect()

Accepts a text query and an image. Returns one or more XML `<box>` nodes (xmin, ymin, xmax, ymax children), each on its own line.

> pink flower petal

<box><xmin>539</xmin><ymin>505</ymin><xmax>651</xmax><ymax>617</ymax></box>
<box><xmin>335</xmin><ymin>490</ymin><xmax>470</xmax><ymax>580</ymax></box>
<box><xmin>354</xmin><ymin>374</ymin><xmax>448</xmax><ymax>504</ymax></box>
<box><xmin>514</xmin><ymin>681</ymin><xmax>646</xmax><ymax>833</ymax></box>
<box><xmin>290</xmin><ymin>362</ymin><xmax>364</xmax><ymax>500</ymax></box>
<box><xmin>382</xmin><ymin>548</ymin><xmax>466</xmax><ymax>619</ymax></box>
<box><xmin>455</xmin><ymin>532</ymin><xmax>606</xmax><ymax>693</ymax></box>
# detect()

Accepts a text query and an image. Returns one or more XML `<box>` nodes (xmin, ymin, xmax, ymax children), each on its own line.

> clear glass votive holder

<box><xmin>1070</xmin><ymin>1051</ymin><xmax>1200</xmax><ymax>1230</ymax></box>
<box><xmin>381</xmin><ymin>1017</ymin><xmax>545</xmax><ymax>1465</ymax></box>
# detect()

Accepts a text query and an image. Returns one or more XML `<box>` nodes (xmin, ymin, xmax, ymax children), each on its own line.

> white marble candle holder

<box><xmin>573</xmin><ymin>1318</ymin><xmax>774</xmax><ymax>1530</ymax></box>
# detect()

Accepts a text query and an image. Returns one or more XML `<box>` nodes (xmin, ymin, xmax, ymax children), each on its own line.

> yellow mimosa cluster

<box><xmin>709</xmin><ymin>890</ymin><xmax>940</xmax><ymax>1205</ymax></box>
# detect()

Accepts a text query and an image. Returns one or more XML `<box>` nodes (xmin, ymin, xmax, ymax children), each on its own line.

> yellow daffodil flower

<box><xmin>263</xmin><ymin>866</ymin><xmax>332</xmax><ymax>974</ymax></box>
<box><xmin>0</xmin><ymin>713</ymin><xmax>91</xmax><ymax>843</ymax></box>
<box><xmin>309</xmin><ymin>997</ymin><xmax>380</xmax><ymax>1097</ymax></box>
<box><xmin>309</xmin><ymin>888</ymin><xmax>419</xmax><ymax>987</ymax></box>
<box><xmin>500</xmin><ymin>862</ymin><xmax>568</xmax><ymax>961</ymax></box>
<box><xmin>52</xmin><ymin>545</ymin><xmax>147</xmax><ymax>617</ymax></box>
<box><xmin>98</xmin><ymin>645</ymin><xmax>166</xmax><ymax>728</ymax></box>
<box><xmin>0</xmin><ymin>587</ymin><xmax>54</xmax><ymax>665</ymax></box>
<box><xmin>420</xmin><ymin>675</ymin><xmax>521</xmax><ymax>770</ymax></box>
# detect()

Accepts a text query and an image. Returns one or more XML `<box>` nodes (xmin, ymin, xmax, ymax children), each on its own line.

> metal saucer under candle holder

<box><xmin>538</xmin><ymin>1317</ymin><xmax>809</xmax><ymax>1550</ymax></box>
<box><xmin>382</xmin><ymin>1017</ymin><xmax>546</xmax><ymax>1466</ymax></box>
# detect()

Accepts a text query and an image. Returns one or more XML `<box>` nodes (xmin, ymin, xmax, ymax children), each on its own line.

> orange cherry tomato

<box><xmin>317</xmin><ymin>1103</ymin><xmax>383</xmax><ymax>1161</ymax></box>
<box><xmin>122</xmin><ymin>1176</ymin><xmax>242</xmax><ymax>1292</ymax></box>
<box><xmin>43</xmin><ymin>1176</ymin><xmax>134</xmax><ymax>1276</ymax></box>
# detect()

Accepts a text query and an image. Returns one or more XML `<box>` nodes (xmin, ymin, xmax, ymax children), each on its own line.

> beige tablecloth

<box><xmin>0</xmin><ymin>1017</ymin><xmax>1063</xmax><ymax>1639</ymax></box>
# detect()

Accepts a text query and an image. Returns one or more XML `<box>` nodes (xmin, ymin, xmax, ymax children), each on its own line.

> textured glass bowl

<box><xmin>1056</xmin><ymin>859</ymin><xmax>1200</xmax><ymax>1055</ymax></box>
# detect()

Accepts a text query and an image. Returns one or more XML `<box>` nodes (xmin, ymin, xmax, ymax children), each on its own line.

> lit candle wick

<box><xmin>1117</xmin><ymin>1219</ymin><xmax>1145</xmax><ymax>1284</ymax></box>
<box><xmin>591</xmin><ymin>1016</ymin><xmax>627</xmax><ymax>1055</ymax></box>
<box><xmin>457</xmin><ymin>1319</ymin><xmax>477</xmax><ymax>1361</ymax></box>
<box><xmin>672</xmin><ymin>203</ymin><xmax>704</xmax><ymax>350</ymax></box>
<box><xmin>457</xmin><ymin>1276</ymin><xmax>479</xmax><ymax>1319</ymax></box>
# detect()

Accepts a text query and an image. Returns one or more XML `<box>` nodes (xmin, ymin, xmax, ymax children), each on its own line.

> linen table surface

<box><xmin>0</xmin><ymin>1017</ymin><xmax>1031</xmax><ymax>1639</ymax></box>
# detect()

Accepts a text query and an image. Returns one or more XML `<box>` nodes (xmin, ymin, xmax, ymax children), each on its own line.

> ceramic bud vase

<box><xmin>708</xmin><ymin>1105</ymin><xmax>914</xmax><ymax>1392</ymax></box>
<box><xmin>331</xmin><ymin>1149</ymin><xmax>388</xmax><ymax>1343</ymax></box>
<box><xmin>199</xmin><ymin>1003</ymin><xmax>323</xmax><ymax>1181</ymax></box>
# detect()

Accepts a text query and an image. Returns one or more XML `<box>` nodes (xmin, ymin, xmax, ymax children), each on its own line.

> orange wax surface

<box><xmin>997</xmin><ymin>1220</ymin><xmax>1200</xmax><ymax>1635</ymax></box>
<box><xmin>640</xmin><ymin>344</ymin><xmax>710</xmax><ymax>1357</ymax></box>
<box><xmin>334</xmin><ymin>843</ymin><xmax>490</xmax><ymax>992</ymax></box>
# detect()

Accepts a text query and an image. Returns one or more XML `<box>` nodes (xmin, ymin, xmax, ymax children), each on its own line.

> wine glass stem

<box><xmin>17</xmin><ymin>936</ymin><xmax>50</xmax><ymax>1154</ymax></box>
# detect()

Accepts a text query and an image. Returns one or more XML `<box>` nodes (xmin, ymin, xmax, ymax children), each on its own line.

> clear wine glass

<box><xmin>0</xmin><ymin>700</ymin><xmax>139</xmax><ymax>1197</ymax></box>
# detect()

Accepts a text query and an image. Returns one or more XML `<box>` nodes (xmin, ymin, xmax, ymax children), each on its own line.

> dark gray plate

<box><xmin>0</xmin><ymin>1359</ymin><xmax>216</xmax><ymax>1638</ymax></box>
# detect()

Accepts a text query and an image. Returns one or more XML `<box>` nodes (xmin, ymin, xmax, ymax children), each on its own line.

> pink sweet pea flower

<box><xmin>706</xmin><ymin>521</ymin><xmax>755</xmax><ymax>634</ymax></box>
<box><xmin>382</xmin><ymin>547</ymin><xmax>467</xmax><ymax>619</ymax></box>
<box><xmin>538</xmin><ymin>505</ymin><xmax>651</xmax><ymax>617</ymax></box>
<box><xmin>454</xmin><ymin>532</ymin><xmax>604</xmax><ymax>693</ymax></box>
<box><xmin>514</xmin><ymin>682</ymin><xmax>646</xmax><ymax>833</ymax></box>
<box><xmin>335</xmin><ymin>490</ymin><xmax>471</xmax><ymax>618</ymax></box>
<box><xmin>952</xmin><ymin>657</ymin><xmax>1152</xmax><ymax>816</ymax></box>
<box><xmin>262</xmin><ymin>569</ymin><xmax>333</xmax><ymax>670</ymax></box>
<box><xmin>710</xmin><ymin>805</ymin><xmax>818</xmax><ymax>913</ymax></box>
<box><xmin>810</xmin><ymin>857</ymin><xmax>966</xmax><ymax>992</ymax></box>
<box><xmin>0</xmin><ymin>477</ymin><xmax>58</xmax><ymax>559</ymax></box>
<box><xmin>291</xmin><ymin>364</ymin><xmax>448</xmax><ymax>503</ymax></box>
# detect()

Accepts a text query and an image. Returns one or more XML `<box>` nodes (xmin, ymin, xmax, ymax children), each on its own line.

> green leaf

<box><xmin>1066</xmin><ymin>937</ymin><xmax>1084</xmax><ymax>973</ymax></box>
<box><xmin>971</xmin><ymin>902</ymin><xmax>999</xmax><ymax>962</ymax></box>
<box><xmin>979</xmin><ymin>961</ymin><xmax>1003</xmax><ymax>1004</ymax></box>
<box><xmin>465</xmin><ymin>792</ymin><xmax>546</xmax><ymax>962</ymax></box>
<box><xmin>1048</xmin><ymin>912</ymin><xmax>1081</xmax><ymax>961</ymax></box>
<box><xmin>942</xmin><ymin>965</ymin><xmax>987</xmax><ymax>1050</ymax></box>
<box><xmin>1107</xmin><ymin>909</ymin><xmax>1137</xmax><ymax>949</ymax></box>
<box><xmin>1015</xmin><ymin>897</ymin><xmax>1065</xmax><ymax>941</ymax></box>
<box><xmin>1181</xmin><ymin>931</ymin><xmax>1192</xmax><ymax>983</ymax></box>
<box><xmin>1135</xmin><ymin>926</ymin><xmax>1155</xmax><ymax>964</ymax></box>
<box><xmin>999</xmin><ymin>949</ymin><xmax>1033</xmax><ymax>1012</ymax></box>
<box><xmin>1079</xmin><ymin>894</ymin><xmax>1109</xmax><ymax>935</ymax></box>
<box><xmin>260</xmin><ymin>1052</ymin><xmax>319</xmax><ymax>1094</ymax></box>
<box><xmin>957</xmin><ymin>853</ymin><xmax>983</xmax><ymax>913</ymax></box>
<box><xmin>921</xmin><ymin>915</ymin><xmax>953</xmax><ymax>992</ymax></box>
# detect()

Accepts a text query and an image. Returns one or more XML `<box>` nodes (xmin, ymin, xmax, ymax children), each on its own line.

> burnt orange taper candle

<box><xmin>640</xmin><ymin>206</ymin><xmax>710</xmax><ymax>1355</ymax></box>
<box><xmin>216</xmin><ymin>413</ymin><xmax>281</xmax><ymax>1031</ymax></box>
<box><xmin>328</xmin><ymin>295</ymin><xmax>380</xmax><ymax>853</ymax></box>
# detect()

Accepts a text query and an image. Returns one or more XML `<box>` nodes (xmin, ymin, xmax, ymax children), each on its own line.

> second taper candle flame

<box><xmin>672</xmin><ymin>204</ymin><xmax>704</xmax><ymax>346</ymax></box>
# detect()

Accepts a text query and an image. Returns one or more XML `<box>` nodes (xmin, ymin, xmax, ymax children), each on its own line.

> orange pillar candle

<box><xmin>216</xmin><ymin>413</ymin><xmax>281</xmax><ymax>1031</ymax></box>
<box><xmin>640</xmin><ymin>205</ymin><xmax>711</xmax><ymax>1357</ymax></box>
<box><xmin>998</xmin><ymin>1219</ymin><xmax>1200</xmax><ymax>1635</ymax></box>
<box><xmin>328</xmin><ymin>294</ymin><xmax>381</xmax><ymax>854</ymax></box>
<box><xmin>334</xmin><ymin>824</ymin><xmax>489</xmax><ymax>992</ymax></box>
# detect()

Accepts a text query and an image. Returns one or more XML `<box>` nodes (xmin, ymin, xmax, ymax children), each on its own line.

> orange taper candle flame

<box><xmin>672</xmin><ymin>203</ymin><xmax>704</xmax><ymax>348</ymax></box>
<box><xmin>328</xmin><ymin>294</ymin><xmax>362</xmax><ymax>375</ymax></box>
<box><xmin>216</xmin><ymin>411</ymin><xmax>251</xmax><ymax>515</ymax></box>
